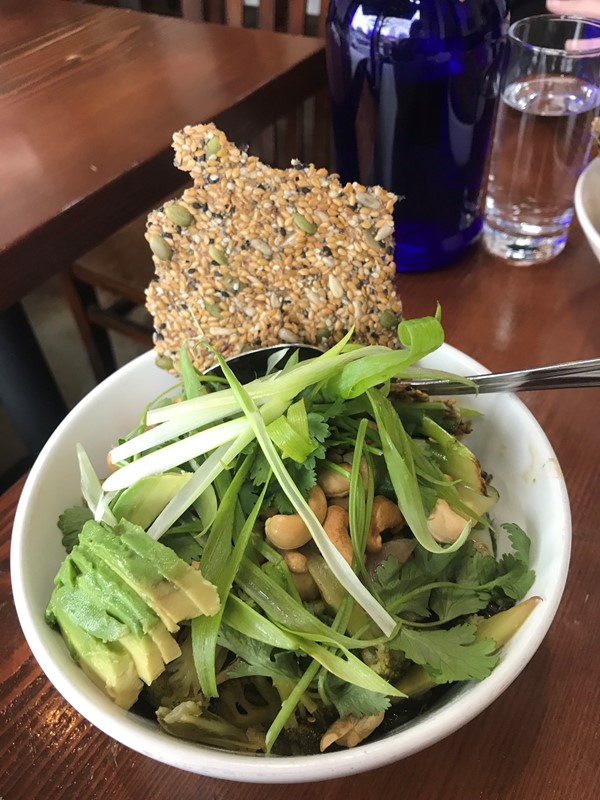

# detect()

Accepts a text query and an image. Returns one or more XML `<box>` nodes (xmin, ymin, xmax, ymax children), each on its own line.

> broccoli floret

<box><xmin>361</xmin><ymin>645</ymin><xmax>406</xmax><ymax>682</ymax></box>
<box><xmin>157</xmin><ymin>701</ymin><xmax>265</xmax><ymax>752</ymax></box>
<box><xmin>144</xmin><ymin>629</ymin><xmax>201</xmax><ymax>709</ymax></box>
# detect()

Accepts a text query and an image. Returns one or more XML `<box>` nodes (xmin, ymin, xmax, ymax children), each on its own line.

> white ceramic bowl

<box><xmin>10</xmin><ymin>344</ymin><xmax>571</xmax><ymax>783</ymax></box>
<box><xmin>575</xmin><ymin>156</ymin><xmax>600</xmax><ymax>263</ymax></box>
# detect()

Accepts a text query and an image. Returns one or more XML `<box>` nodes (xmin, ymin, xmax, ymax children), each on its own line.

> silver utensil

<box><xmin>394</xmin><ymin>357</ymin><xmax>600</xmax><ymax>395</ymax></box>
<box><xmin>206</xmin><ymin>345</ymin><xmax>600</xmax><ymax>395</ymax></box>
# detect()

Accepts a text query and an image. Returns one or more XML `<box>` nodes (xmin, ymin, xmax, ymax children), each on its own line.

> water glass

<box><xmin>483</xmin><ymin>15</ymin><xmax>600</xmax><ymax>266</ymax></box>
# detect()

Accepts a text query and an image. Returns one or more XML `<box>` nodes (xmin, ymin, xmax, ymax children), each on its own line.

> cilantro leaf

<box><xmin>325</xmin><ymin>675</ymin><xmax>391</xmax><ymax>719</ymax></box>
<box><xmin>373</xmin><ymin>556</ymin><xmax>431</xmax><ymax>618</ymax></box>
<box><xmin>400</xmin><ymin>624</ymin><xmax>499</xmax><ymax>683</ymax></box>
<box><xmin>218</xmin><ymin>625</ymin><xmax>300</xmax><ymax>683</ymax></box>
<box><xmin>160</xmin><ymin>531</ymin><xmax>204</xmax><ymax>564</ymax></box>
<box><xmin>502</xmin><ymin>523</ymin><xmax>531</xmax><ymax>565</ymax></box>
<box><xmin>489</xmin><ymin>556</ymin><xmax>535</xmax><ymax>600</ymax></box>
<box><xmin>454</xmin><ymin>544</ymin><xmax>500</xmax><ymax>586</ymax></box>
<box><xmin>57</xmin><ymin>506</ymin><xmax>94</xmax><ymax>552</ymax></box>
<box><xmin>430</xmin><ymin>587</ymin><xmax>490</xmax><ymax>623</ymax></box>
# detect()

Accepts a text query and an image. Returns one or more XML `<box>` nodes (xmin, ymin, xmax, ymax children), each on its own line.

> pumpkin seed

<box><xmin>165</xmin><ymin>203</ymin><xmax>195</xmax><ymax>227</ymax></box>
<box><xmin>155</xmin><ymin>354</ymin><xmax>174</xmax><ymax>371</ymax></box>
<box><xmin>204</xmin><ymin>302</ymin><xmax>222</xmax><ymax>319</ymax></box>
<box><xmin>293</xmin><ymin>213</ymin><xmax>317</xmax><ymax>235</ymax></box>
<box><xmin>149</xmin><ymin>235</ymin><xmax>172</xmax><ymax>260</ymax></box>
<box><xmin>206</xmin><ymin>136</ymin><xmax>221</xmax><ymax>156</ymax></box>
<box><xmin>379</xmin><ymin>309</ymin><xmax>399</xmax><ymax>330</ymax></box>
<box><xmin>364</xmin><ymin>230</ymin><xmax>381</xmax><ymax>253</ymax></box>
<box><xmin>208</xmin><ymin>244</ymin><xmax>228</xmax><ymax>265</ymax></box>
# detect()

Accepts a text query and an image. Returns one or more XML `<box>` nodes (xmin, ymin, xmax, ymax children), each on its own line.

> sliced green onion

<box><xmin>214</xmin><ymin>351</ymin><xmax>398</xmax><ymax>637</ymax></box>
<box><xmin>77</xmin><ymin>444</ymin><xmax>116</xmax><ymax>525</ymax></box>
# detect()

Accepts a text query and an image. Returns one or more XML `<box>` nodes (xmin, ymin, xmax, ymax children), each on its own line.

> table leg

<box><xmin>0</xmin><ymin>304</ymin><xmax>67</xmax><ymax>456</ymax></box>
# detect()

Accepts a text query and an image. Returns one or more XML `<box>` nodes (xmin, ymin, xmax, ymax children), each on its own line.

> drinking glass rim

<box><xmin>509</xmin><ymin>14</ymin><xmax>600</xmax><ymax>58</ymax></box>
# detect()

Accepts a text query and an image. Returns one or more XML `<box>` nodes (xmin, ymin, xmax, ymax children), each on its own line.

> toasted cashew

<box><xmin>317</xmin><ymin>457</ymin><xmax>368</xmax><ymax>498</ymax></box>
<box><xmin>291</xmin><ymin>571</ymin><xmax>320</xmax><ymax>601</ymax></box>
<box><xmin>427</xmin><ymin>498</ymin><xmax>466</xmax><ymax>543</ymax></box>
<box><xmin>320</xmin><ymin>713</ymin><xmax>385</xmax><ymax>751</ymax></box>
<box><xmin>322</xmin><ymin>505</ymin><xmax>353</xmax><ymax>565</ymax></box>
<box><xmin>329</xmin><ymin>495</ymin><xmax>350</xmax><ymax>511</ymax></box>
<box><xmin>367</xmin><ymin>496</ymin><xmax>405</xmax><ymax>554</ymax></box>
<box><xmin>282</xmin><ymin>550</ymin><xmax>308</xmax><ymax>574</ymax></box>
<box><xmin>264</xmin><ymin>486</ymin><xmax>327</xmax><ymax>549</ymax></box>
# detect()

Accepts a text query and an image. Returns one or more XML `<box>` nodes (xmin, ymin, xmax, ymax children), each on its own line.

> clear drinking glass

<box><xmin>483</xmin><ymin>15</ymin><xmax>600</xmax><ymax>266</ymax></box>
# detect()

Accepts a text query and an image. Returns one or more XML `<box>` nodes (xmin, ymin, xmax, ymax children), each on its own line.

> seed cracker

<box><xmin>145</xmin><ymin>123</ymin><xmax>402</xmax><ymax>373</ymax></box>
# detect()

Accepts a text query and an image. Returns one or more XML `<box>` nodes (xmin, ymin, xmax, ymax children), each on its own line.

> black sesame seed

<box><xmin>156</xmin><ymin>332</ymin><xmax>164</xmax><ymax>341</ymax></box>
<box><xmin>356</xmin><ymin>279</ymin><xmax>364</xmax><ymax>288</ymax></box>
<box><xmin>180</xmin><ymin>303</ymin><xmax>188</xmax><ymax>310</ymax></box>
<box><xmin>161</xmin><ymin>232</ymin><xmax>173</xmax><ymax>239</ymax></box>
<box><xmin>213</xmin><ymin>270</ymin><xmax>222</xmax><ymax>277</ymax></box>
<box><xmin>195</xmin><ymin>154</ymin><xmax>206</xmax><ymax>163</ymax></box>
<box><xmin>186</xmin><ymin>267</ymin><xmax>197</xmax><ymax>274</ymax></box>
<box><xmin>192</xmin><ymin>202</ymin><xmax>201</xmax><ymax>209</ymax></box>
<box><xmin>298</xmin><ymin>186</ymin><xmax>310</xmax><ymax>194</ymax></box>
<box><xmin>159</xmin><ymin>322</ymin><xmax>167</xmax><ymax>329</ymax></box>
<box><xmin>322</xmin><ymin>245</ymin><xmax>333</xmax><ymax>256</ymax></box>
<box><xmin>279</xmin><ymin>227</ymin><xmax>286</xmax><ymax>236</ymax></box>
<box><xmin>300</xmin><ymin>249</ymin><xmax>307</xmax><ymax>259</ymax></box>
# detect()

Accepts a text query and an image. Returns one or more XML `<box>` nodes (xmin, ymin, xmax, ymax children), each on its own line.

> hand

<box><xmin>545</xmin><ymin>1</ymin><xmax>600</xmax><ymax>51</ymax></box>
<box><xmin>546</xmin><ymin>0</ymin><xmax>600</xmax><ymax>15</ymax></box>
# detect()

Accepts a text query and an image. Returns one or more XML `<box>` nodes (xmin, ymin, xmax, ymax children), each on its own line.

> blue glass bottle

<box><xmin>326</xmin><ymin>0</ymin><xmax>507</xmax><ymax>271</ymax></box>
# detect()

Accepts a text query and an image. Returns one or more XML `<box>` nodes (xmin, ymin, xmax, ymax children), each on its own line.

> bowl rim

<box><xmin>575</xmin><ymin>156</ymin><xmax>600</xmax><ymax>248</ymax></box>
<box><xmin>10</xmin><ymin>343</ymin><xmax>572</xmax><ymax>783</ymax></box>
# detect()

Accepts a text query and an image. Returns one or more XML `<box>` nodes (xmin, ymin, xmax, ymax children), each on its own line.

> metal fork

<box><xmin>394</xmin><ymin>357</ymin><xmax>600</xmax><ymax>395</ymax></box>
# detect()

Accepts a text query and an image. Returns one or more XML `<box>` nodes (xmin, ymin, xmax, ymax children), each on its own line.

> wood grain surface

<box><xmin>0</xmin><ymin>0</ymin><xmax>325</xmax><ymax>309</ymax></box>
<box><xmin>1</xmin><ymin>219</ymin><xmax>599</xmax><ymax>798</ymax></box>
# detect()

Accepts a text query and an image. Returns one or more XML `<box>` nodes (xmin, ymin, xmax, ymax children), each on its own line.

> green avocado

<box><xmin>47</xmin><ymin>586</ymin><xmax>142</xmax><ymax>709</ymax></box>
<box><xmin>78</xmin><ymin>521</ymin><xmax>219</xmax><ymax>628</ymax></box>
<box><xmin>116</xmin><ymin>519</ymin><xmax>220</xmax><ymax>617</ymax></box>
<box><xmin>111</xmin><ymin>473</ymin><xmax>191</xmax><ymax>529</ymax></box>
<box><xmin>48</xmin><ymin>579</ymin><xmax>168</xmax><ymax>685</ymax></box>
<box><xmin>78</xmin><ymin>522</ymin><xmax>194</xmax><ymax>630</ymax></box>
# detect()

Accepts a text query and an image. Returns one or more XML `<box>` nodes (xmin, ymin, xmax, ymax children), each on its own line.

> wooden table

<box><xmin>1</xmin><ymin>223</ymin><xmax>598</xmax><ymax>799</ymax></box>
<box><xmin>0</xmin><ymin>0</ymin><xmax>325</xmax><ymax>454</ymax></box>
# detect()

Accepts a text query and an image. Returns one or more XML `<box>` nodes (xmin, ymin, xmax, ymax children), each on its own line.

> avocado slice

<box><xmin>115</xmin><ymin>520</ymin><xmax>220</xmax><ymax>617</ymax></box>
<box><xmin>111</xmin><ymin>473</ymin><xmax>191</xmax><ymax>529</ymax></box>
<box><xmin>47</xmin><ymin>586</ymin><xmax>142</xmax><ymax>709</ymax></box>
<box><xmin>78</xmin><ymin>522</ymin><xmax>188</xmax><ymax>630</ymax></box>
<box><xmin>69</xmin><ymin>543</ymin><xmax>181</xmax><ymax>663</ymax></box>
<box><xmin>79</xmin><ymin>521</ymin><xmax>219</xmax><ymax>626</ymax></box>
<box><xmin>49</xmin><ymin>580</ymin><xmax>166</xmax><ymax>686</ymax></box>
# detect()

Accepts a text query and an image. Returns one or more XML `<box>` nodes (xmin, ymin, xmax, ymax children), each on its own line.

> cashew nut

<box><xmin>317</xmin><ymin>457</ymin><xmax>368</xmax><ymax>498</ymax></box>
<box><xmin>322</xmin><ymin>505</ymin><xmax>353</xmax><ymax>565</ymax></box>
<box><xmin>320</xmin><ymin>712</ymin><xmax>385</xmax><ymax>751</ymax></box>
<box><xmin>329</xmin><ymin>495</ymin><xmax>350</xmax><ymax>511</ymax></box>
<box><xmin>367</xmin><ymin>496</ymin><xmax>405</xmax><ymax>554</ymax></box>
<box><xmin>264</xmin><ymin>486</ymin><xmax>327</xmax><ymax>549</ymax></box>
<box><xmin>282</xmin><ymin>550</ymin><xmax>308</xmax><ymax>574</ymax></box>
<box><xmin>280</xmin><ymin>550</ymin><xmax>319</xmax><ymax>600</ymax></box>
<box><xmin>291</xmin><ymin>572</ymin><xmax>320</xmax><ymax>601</ymax></box>
<box><xmin>427</xmin><ymin>498</ymin><xmax>466</xmax><ymax>543</ymax></box>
